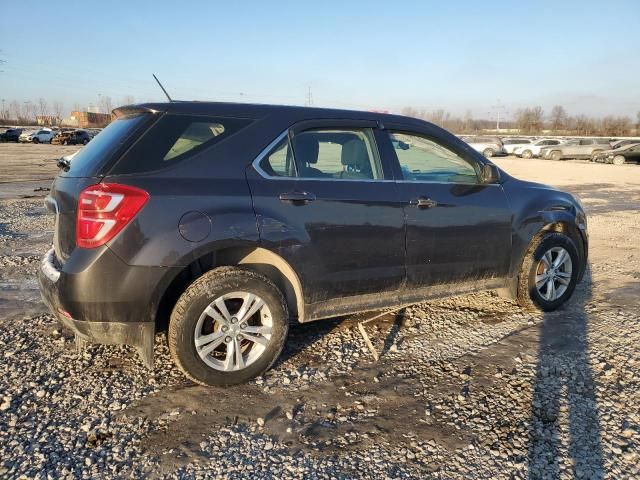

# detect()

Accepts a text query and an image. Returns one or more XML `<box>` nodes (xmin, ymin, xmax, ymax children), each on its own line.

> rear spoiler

<box><xmin>112</xmin><ymin>103</ymin><xmax>169</xmax><ymax>119</ymax></box>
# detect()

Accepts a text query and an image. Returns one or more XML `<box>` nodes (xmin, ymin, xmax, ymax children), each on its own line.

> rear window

<box><xmin>63</xmin><ymin>114</ymin><xmax>149</xmax><ymax>177</ymax></box>
<box><xmin>110</xmin><ymin>114</ymin><xmax>252</xmax><ymax>175</ymax></box>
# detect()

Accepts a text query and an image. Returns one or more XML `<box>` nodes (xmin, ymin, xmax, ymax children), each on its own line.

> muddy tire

<box><xmin>522</xmin><ymin>149</ymin><xmax>533</xmax><ymax>159</ymax></box>
<box><xmin>516</xmin><ymin>233</ymin><xmax>580</xmax><ymax>312</ymax></box>
<box><xmin>168</xmin><ymin>266</ymin><xmax>289</xmax><ymax>386</ymax></box>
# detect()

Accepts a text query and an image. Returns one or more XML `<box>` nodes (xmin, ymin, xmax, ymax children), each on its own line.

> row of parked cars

<box><xmin>461</xmin><ymin>135</ymin><xmax>640</xmax><ymax>165</ymax></box>
<box><xmin>0</xmin><ymin>127</ymin><xmax>99</xmax><ymax>145</ymax></box>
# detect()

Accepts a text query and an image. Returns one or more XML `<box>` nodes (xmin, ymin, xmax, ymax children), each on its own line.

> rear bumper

<box><xmin>38</xmin><ymin>246</ymin><xmax>178</xmax><ymax>367</ymax></box>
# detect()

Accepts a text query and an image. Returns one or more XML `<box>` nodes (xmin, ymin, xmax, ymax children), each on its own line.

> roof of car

<box><xmin>115</xmin><ymin>101</ymin><xmax>428</xmax><ymax>127</ymax></box>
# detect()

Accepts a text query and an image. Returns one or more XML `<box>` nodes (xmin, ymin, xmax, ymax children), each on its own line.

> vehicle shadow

<box><xmin>527</xmin><ymin>267</ymin><xmax>604</xmax><ymax>479</ymax></box>
<box><xmin>276</xmin><ymin>317</ymin><xmax>344</xmax><ymax>365</ymax></box>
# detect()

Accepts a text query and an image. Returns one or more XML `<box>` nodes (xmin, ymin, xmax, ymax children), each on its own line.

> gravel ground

<box><xmin>0</xmin><ymin>145</ymin><xmax>638</xmax><ymax>478</ymax></box>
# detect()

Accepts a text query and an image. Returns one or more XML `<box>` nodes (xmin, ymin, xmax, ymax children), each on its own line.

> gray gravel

<box><xmin>1</xmin><ymin>149</ymin><xmax>639</xmax><ymax>478</ymax></box>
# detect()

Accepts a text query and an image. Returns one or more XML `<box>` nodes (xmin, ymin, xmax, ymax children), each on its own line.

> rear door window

<box><xmin>293</xmin><ymin>129</ymin><xmax>383</xmax><ymax>180</ymax></box>
<box><xmin>111</xmin><ymin>114</ymin><xmax>252</xmax><ymax>174</ymax></box>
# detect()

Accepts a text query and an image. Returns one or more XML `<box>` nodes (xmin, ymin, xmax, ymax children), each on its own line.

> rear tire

<box><xmin>33</xmin><ymin>138</ymin><xmax>39</xmax><ymax>144</ymax></box>
<box><xmin>168</xmin><ymin>266</ymin><xmax>289</xmax><ymax>386</ymax></box>
<box><xmin>522</xmin><ymin>149</ymin><xmax>533</xmax><ymax>159</ymax></box>
<box><xmin>483</xmin><ymin>148</ymin><xmax>495</xmax><ymax>158</ymax></box>
<box><xmin>516</xmin><ymin>233</ymin><xmax>580</xmax><ymax>312</ymax></box>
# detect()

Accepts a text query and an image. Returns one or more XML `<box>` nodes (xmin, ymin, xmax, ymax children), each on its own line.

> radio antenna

<box><xmin>152</xmin><ymin>74</ymin><xmax>173</xmax><ymax>102</ymax></box>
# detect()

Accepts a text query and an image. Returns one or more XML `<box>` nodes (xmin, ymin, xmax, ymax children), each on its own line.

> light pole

<box><xmin>98</xmin><ymin>93</ymin><xmax>102</xmax><ymax>113</ymax></box>
<box><xmin>1</xmin><ymin>99</ymin><xmax>4</xmax><ymax>120</ymax></box>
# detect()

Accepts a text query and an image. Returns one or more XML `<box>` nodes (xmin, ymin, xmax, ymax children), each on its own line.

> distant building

<box><xmin>62</xmin><ymin>111</ymin><xmax>113</xmax><ymax>128</ymax></box>
<box><xmin>36</xmin><ymin>115</ymin><xmax>59</xmax><ymax>126</ymax></box>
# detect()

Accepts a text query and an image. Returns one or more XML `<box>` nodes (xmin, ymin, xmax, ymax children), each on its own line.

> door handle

<box><xmin>279</xmin><ymin>191</ymin><xmax>316</xmax><ymax>204</ymax></box>
<box><xmin>409</xmin><ymin>197</ymin><xmax>438</xmax><ymax>209</ymax></box>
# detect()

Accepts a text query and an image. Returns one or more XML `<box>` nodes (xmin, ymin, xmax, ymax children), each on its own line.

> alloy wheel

<box><xmin>535</xmin><ymin>247</ymin><xmax>572</xmax><ymax>301</ymax></box>
<box><xmin>194</xmin><ymin>291</ymin><xmax>273</xmax><ymax>372</ymax></box>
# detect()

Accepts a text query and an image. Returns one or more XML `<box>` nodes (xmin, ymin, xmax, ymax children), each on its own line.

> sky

<box><xmin>1</xmin><ymin>0</ymin><xmax>639</xmax><ymax>120</ymax></box>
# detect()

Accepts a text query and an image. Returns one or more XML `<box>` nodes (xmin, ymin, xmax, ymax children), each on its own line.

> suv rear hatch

<box><xmin>48</xmin><ymin>107</ymin><xmax>158</xmax><ymax>262</ymax></box>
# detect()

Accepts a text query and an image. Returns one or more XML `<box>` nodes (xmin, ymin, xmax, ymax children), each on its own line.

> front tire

<box><xmin>522</xmin><ymin>149</ymin><xmax>533</xmax><ymax>159</ymax></box>
<box><xmin>168</xmin><ymin>267</ymin><xmax>289</xmax><ymax>386</ymax></box>
<box><xmin>517</xmin><ymin>233</ymin><xmax>580</xmax><ymax>312</ymax></box>
<box><xmin>550</xmin><ymin>150</ymin><xmax>562</xmax><ymax>161</ymax></box>
<box><xmin>33</xmin><ymin>138</ymin><xmax>39</xmax><ymax>144</ymax></box>
<box><xmin>483</xmin><ymin>148</ymin><xmax>495</xmax><ymax>158</ymax></box>
<box><xmin>612</xmin><ymin>155</ymin><xmax>625</xmax><ymax>166</ymax></box>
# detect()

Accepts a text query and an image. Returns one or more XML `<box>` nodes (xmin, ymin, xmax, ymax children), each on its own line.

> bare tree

<box><xmin>52</xmin><ymin>101</ymin><xmax>64</xmax><ymax>124</ymax></box>
<box><xmin>516</xmin><ymin>106</ymin><xmax>544</xmax><ymax>134</ymax></box>
<box><xmin>120</xmin><ymin>95</ymin><xmax>135</xmax><ymax>106</ymax></box>
<box><xmin>22</xmin><ymin>101</ymin><xmax>36</xmax><ymax>122</ymax></box>
<box><xmin>37</xmin><ymin>97</ymin><xmax>49</xmax><ymax>118</ymax></box>
<box><xmin>99</xmin><ymin>95</ymin><xmax>113</xmax><ymax>114</ymax></box>
<box><xmin>8</xmin><ymin>100</ymin><xmax>20</xmax><ymax>121</ymax></box>
<box><xmin>72</xmin><ymin>103</ymin><xmax>81</xmax><ymax>113</ymax></box>
<box><xmin>549</xmin><ymin>105</ymin><xmax>568</xmax><ymax>133</ymax></box>
<box><xmin>573</xmin><ymin>115</ymin><xmax>596</xmax><ymax>135</ymax></box>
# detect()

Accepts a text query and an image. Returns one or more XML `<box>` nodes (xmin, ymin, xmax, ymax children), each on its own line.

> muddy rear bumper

<box><xmin>37</xmin><ymin>247</ymin><xmax>173</xmax><ymax>368</ymax></box>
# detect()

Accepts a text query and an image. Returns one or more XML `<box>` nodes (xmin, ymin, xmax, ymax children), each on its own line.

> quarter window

<box><xmin>111</xmin><ymin>114</ymin><xmax>252</xmax><ymax>174</ymax></box>
<box><xmin>389</xmin><ymin>132</ymin><xmax>478</xmax><ymax>184</ymax></box>
<box><xmin>164</xmin><ymin>122</ymin><xmax>225</xmax><ymax>161</ymax></box>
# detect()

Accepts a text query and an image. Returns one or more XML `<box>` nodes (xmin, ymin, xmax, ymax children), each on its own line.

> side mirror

<box><xmin>480</xmin><ymin>163</ymin><xmax>500</xmax><ymax>184</ymax></box>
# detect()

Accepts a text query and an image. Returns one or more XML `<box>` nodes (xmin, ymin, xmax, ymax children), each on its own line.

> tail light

<box><xmin>76</xmin><ymin>183</ymin><xmax>149</xmax><ymax>248</ymax></box>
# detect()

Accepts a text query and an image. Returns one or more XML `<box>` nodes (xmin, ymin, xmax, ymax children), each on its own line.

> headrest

<box><xmin>293</xmin><ymin>134</ymin><xmax>319</xmax><ymax>164</ymax></box>
<box><xmin>341</xmin><ymin>138</ymin><xmax>369</xmax><ymax>168</ymax></box>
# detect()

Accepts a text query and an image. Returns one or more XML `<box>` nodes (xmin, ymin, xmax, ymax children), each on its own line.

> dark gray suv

<box><xmin>38</xmin><ymin>102</ymin><xmax>588</xmax><ymax>386</ymax></box>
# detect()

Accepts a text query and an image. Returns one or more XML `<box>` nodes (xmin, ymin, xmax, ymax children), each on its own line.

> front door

<box><xmin>380</xmin><ymin>125</ymin><xmax>512</xmax><ymax>287</ymax></box>
<box><xmin>247</xmin><ymin>120</ymin><xmax>406</xmax><ymax>305</ymax></box>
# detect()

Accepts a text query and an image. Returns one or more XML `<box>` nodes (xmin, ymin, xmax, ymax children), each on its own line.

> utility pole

<box><xmin>490</xmin><ymin>99</ymin><xmax>507</xmax><ymax>132</ymax></box>
<box><xmin>306</xmin><ymin>85</ymin><xmax>313</xmax><ymax>107</ymax></box>
<box><xmin>1</xmin><ymin>99</ymin><xmax>4</xmax><ymax>119</ymax></box>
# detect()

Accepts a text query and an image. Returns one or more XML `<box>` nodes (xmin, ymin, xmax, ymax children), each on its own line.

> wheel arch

<box><xmin>503</xmin><ymin>209</ymin><xmax>587</xmax><ymax>301</ymax></box>
<box><xmin>154</xmin><ymin>246</ymin><xmax>304</xmax><ymax>332</ymax></box>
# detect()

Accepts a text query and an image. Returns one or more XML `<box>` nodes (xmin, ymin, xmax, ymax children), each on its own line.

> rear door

<box><xmin>247</xmin><ymin>120</ymin><xmax>405</xmax><ymax>304</ymax></box>
<box><xmin>380</xmin><ymin>123</ymin><xmax>512</xmax><ymax>287</ymax></box>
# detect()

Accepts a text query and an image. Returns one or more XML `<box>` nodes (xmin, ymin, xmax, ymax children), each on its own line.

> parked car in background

<box><xmin>19</xmin><ymin>128</ymin><xmax>54</xmax><ymax>143</ymax></box>
<box><xmin>540</xmin><ymin>138</ymin><xmax>611</xmax><ymax>161</ymax></box>
<box><xmin>461</xmin><ymin>136</ymin><xmax>506</xmax><ymax>157</ymax></box>
<box><xmin>87</xmin><ymin>128</ymin><xmax>103</xmax><ymax>138</ymax></box>
<box><xmin>513</xmin><ymin>139</ymin><xmax>565</xmax><ymax>159</ymax></box>
<box><xmin>51</xmin><ymin>131</ymin><xmax>73</xmax><ymax>145</ymax></box>
<box><xmin>0</xmin><ymin>128</ymin><xmax>23</xmax><ymax>142</ymax></box>
<box><xmin>592</xmin><ymin>143</ymin><xmax>640</xmax><ymax>165</ymax></box>
<box><xmin>609</xmin><ymin>139</ymin><xmax>640</xmax><ymax>150</ymax></box>
<box><xmin>38</xmin><ymin>102</ymin><xmax>588</xmax><ymax>386</ymax></box>
<box><xmin>502</xmin><ymin>138</ymin><xmax>532</xmax><ymax>154</ymax></box>
<box><xmin>63</xmin><ymin>130</ymin><xmax>92</xmax><ymax>145</ymax></box>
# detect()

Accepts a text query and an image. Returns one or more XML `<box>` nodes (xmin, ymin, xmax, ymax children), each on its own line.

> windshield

<box><xmin>63</xmin><ymin>114</ymin><xmax>150</xmax><ymax>177</ymax></box>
